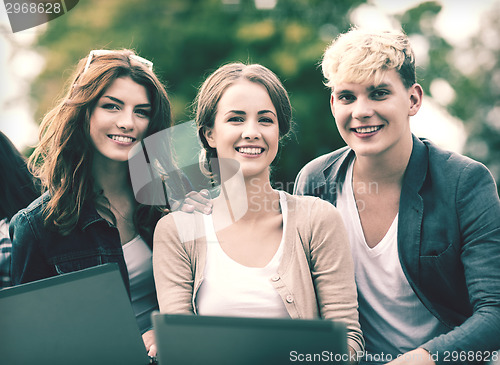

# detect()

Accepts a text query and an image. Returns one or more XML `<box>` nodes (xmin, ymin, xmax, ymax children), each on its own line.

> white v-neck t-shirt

<box><xmin>195</xmin><ymin>190</ymin><xmax>289</xmax><ymax>318</ymax></box>
<box><xmin>336</xmin><ymin>159</ymin><xmax>446</xmax><ymax>364</ymax></box>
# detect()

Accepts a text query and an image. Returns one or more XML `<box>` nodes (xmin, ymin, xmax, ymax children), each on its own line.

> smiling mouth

<box><xmin>108</xmin><ymin>135</ymin><xmax>136</xmax><ymax>143</ymax></box>
<box><xmin>236</xmin><ymin>147</ymin><xmax>264</xmax><ymax>155</ymax></box>
<box><xmin>352</xmin><ymin>126</ymin><xmax>382</xmax><ymax>134</ymax></box>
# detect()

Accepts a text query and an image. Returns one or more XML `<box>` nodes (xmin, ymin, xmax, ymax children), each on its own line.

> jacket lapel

<box><xmin>322</xmin><ymin>148</ymin><xmax>355</xmax><ymax>206</ymax></box>
<box><xmin>398</xmin><ymin>136</ymin><xmax>427</xmax><ymax>289</ymax></box>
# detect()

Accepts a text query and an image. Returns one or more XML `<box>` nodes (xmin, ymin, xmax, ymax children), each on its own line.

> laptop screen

<box><xmin>0</xmin><ymin>263</ymin><xmax>150</xmax><ymax>365</ymax></box>
<box><xmin>153</xmin><ymin>313</ymin><xmax>348</xmax><ymax>365</ymax></box>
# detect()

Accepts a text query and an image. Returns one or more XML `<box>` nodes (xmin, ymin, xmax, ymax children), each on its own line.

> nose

<box><xmin>116</xmin><ymin>110</ymin><xmax>135</xmax><ymax>130</ymax></box>
<box><xmin>352</xmin><ymin>96</ymin><xmax>374</xmax><ymax>120</ymax></box>
<box><xmin>241</xmin><ymin>120</ymin><xmax>261</xmax><ymax>140</ymax></box>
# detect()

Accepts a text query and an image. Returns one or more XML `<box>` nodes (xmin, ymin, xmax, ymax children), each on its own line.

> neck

<box><xmin>244</xmin><ymin>176</ymin><xmax>278</xmax><ymax>219</ymax></box>
<box><xmin>92</xmin><ymin>156</ymin><xmax>132</xmax><ymax>198</ymax></box>
<box><xmin>354</xmin><ymin>134</ymin><xmax>413</xmax><ymax>185</ymax></box>
<box><xmin>213</xmin><ymin>174</ymin><xmax>279</xmax><ymax>226</ymax></box>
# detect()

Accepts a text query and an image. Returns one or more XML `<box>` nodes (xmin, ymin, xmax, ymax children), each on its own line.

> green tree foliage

<box><xmin>33</xmin><ymin>0</ymin><xmax>365</xmax><ymax>189</ymax></box>
<box><xmin>454</xmin><ymin>3</ymin><xmax>500</xmax><ymax>187</ymax></box>
<box><xmin>398</xmin><ymin>1</ymin><xmax>500</xmax><ymax>192</ymax></box>
<box><xmin>32</xmin><ymin>0</ymin><xmax>499</xmax><ymax>191</ymax></box>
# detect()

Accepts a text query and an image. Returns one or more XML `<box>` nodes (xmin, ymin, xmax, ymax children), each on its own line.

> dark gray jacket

<box><xmin>294</xmin><ymin>135</ymin><xmax>500</xmax><ymax>364</ymax></box>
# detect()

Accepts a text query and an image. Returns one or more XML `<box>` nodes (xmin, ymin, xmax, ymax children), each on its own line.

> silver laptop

<box><xmin>0</xmin><ymin>263</ymin><xmax>150</xmax><ymax>365</ymax></box>
<box><xmin>152</xmin><ymin>312</ymin><xmax>348</xmax><ymax>365</ymax></box>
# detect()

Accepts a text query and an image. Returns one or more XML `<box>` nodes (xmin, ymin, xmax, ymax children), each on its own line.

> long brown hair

<box><xmin>29</xmin><ymin>49</ymin><xmax>172</xmax><ymax>243</ymax></box>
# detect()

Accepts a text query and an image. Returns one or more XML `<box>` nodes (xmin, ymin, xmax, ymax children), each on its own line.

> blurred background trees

<box><xmin>16</xmin><ymin>0</ymin><xmax>500</xmax><ymax>191</ymax></box>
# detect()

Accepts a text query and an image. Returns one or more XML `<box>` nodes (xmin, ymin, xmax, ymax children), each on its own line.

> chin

<box><xmin>348</xmin><ymin>144</ymin><xmax>384</xmax><ymax>157</ymax></box>
<box><xmin>104</xmin><ymin>153</ymin><xmax>130</xmax><ymax>163</ymax></box>
<box><xmin>242</xmin><ymin>168</ymin><xmax>270</xmax><ymax>181</ymax></box>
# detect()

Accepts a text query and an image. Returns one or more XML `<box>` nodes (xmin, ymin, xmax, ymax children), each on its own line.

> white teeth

<box><xmin>354</xmin><ymin>126</ymin><xmax>381</xmax><ymax>134</ymax></box>
<box><xmin>110</xmin><ymin>135</ymin><xmax>134</xmax><ymax>143</ymax></box>
<box><xmin>238</xmin><ymin>147</ymin><xmax>263</xmax><ymax>155</ymax></box>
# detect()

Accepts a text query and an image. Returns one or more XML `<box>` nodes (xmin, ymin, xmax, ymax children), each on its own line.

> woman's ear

<box><xmin>204</xmin><ymin>127</ymin><xmax>216</xmax><ymax>148</ymax></box>
<box><xmin>408</xmin><ymin>83</ymin><xmax>423</xmax><ymax>117</ymax></box>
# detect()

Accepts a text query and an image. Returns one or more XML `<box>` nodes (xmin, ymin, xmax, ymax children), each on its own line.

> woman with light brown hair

<box><xmin>10</xmin><ymin>49</ymin><xmax>172</xmax><ymax>356</ymax></box>
<box><xmin>153</xmin><ymin>63</ymin><xmax>364</xmax><ymax>360</ymax></box>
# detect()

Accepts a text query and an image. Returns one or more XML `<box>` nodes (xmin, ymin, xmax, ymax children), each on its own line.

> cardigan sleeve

<box><xmin>153</xmin><ymin>213</ymin><xmax>196</xmax><ymax>314</ymax></box>
<box><xmin>308</xmin><ymin>198</ymin><xmax>364</xmax><ymax>356</ymax></box>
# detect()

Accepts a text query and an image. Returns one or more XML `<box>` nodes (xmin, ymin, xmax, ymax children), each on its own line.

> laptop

<box><xmin>0</xmin><ymin>263</ymin><xmax>150</xmax><ymax>365</ymax></box>
<box><xmin>152</xmin><ymin>313</ymin><xmax>348</xmax><ymax>365</ymax></box>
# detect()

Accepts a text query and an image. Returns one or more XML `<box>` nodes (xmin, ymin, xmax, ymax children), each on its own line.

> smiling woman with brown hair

<box><xmin>10</xmin><ymin>49</ymin><xmax>172</xmax><ymax>356</ymax></box>
<box><xmin>153</xmin><ymin>62</ymin><xmax>364</xmax><ymax>361</ymax></box>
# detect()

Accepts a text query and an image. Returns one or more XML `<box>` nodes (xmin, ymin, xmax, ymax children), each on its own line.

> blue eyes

<box><xmin>338</xmin><ymin>94</ymin><xmax>355</xmax><ymax>102</ymax></box>
<box><xmin>135</xmin><ymin>109</ymin><xmax>151</xmax><ymax>117</ymax></box>
<box><xmin>372</xmin><ymin>90</ymin><xmax>389</xmax><ymax>98</ymax></box>
<box><xmin>337</xmin><ymin>89</ymin><xmax>390</xmax><ymax>102</ymax></box>
<box><xmin>102</xmin><ymin>103</ymin><xmax>119</xmax><ymax>110</ymax></box>
<box><xmin>101</xmin><ymin>103</ymin><xmax>150</xmax><ymax>118</ymax></box>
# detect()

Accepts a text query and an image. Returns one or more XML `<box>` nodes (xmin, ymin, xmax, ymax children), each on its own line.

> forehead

<box><xmin>102</xmin><ymin>76</ymin><xmax>150</xmax><ymax>103</ymax></box>
<box><xmin>218</xmin><ymin>79</ymin><xmax>275</xmax><ymax>110</ymax></box>
<box><xmin>332</xmin><ymin>69</ymin><xmax>404</xmax><ymax>93</ymax></box>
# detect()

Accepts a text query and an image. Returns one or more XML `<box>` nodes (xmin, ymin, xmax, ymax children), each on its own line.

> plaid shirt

<box><xmin>0</xmin><ymin>218</ymin><xmax>12</xmax><ymax>289</ymax></box>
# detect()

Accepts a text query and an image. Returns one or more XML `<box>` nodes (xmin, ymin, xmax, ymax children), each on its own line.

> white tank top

<box><xmin>195</xmin><ymin>191</ymin><xmax>289</xmax><ymax>318</ymax></box>
<box><xmin>122</xmin><ymin>235</ymin><xmax>158</xmax><ymax>333</ymax></box>
<box><xmin>336</xmin><ymin>160</ymin><xmax>447</xmax><ymax>364</ymax></box>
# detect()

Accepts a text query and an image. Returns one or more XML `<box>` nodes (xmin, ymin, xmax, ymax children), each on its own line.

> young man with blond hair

<box><xmin>295</xmin><ymin>28</ymin><xmax>500</xmax><ymax>365</ymax></box>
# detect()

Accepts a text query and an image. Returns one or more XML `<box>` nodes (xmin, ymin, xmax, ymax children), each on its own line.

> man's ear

<box><xmin>330</xmin><ymin>93</ymin><xmax>335</xmax><ymax>117</ymax></box>
<box><xmin>204</xmin><ymin>127</ymin><xmax>216</xmax><ymax>148</ymax></box>
<box><xmin>408</xmin><ymin>83</ymin><xmax>423</xmax><ymax>117</ymax></box>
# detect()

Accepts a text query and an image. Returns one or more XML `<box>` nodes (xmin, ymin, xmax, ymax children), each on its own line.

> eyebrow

<box><xmin>334</xmin><ymin>89</ymin><xmax>352</xmax><ymax>95</ymax></box>
<box><xmin>103</xmin><ymin>95</ymin><xmax>151</xmax><ymax>108</ymax></box>
<box><xmin>335</xmin><ymin>83</ymin><xmax>393</xmax><ymax>95</ymax></box>
<box><xmin>367</xmin><ymin>83</ymin><xmax>392</xmax><ymax>91</ymax></box>
<box><xmin>225</xmin><ymin>110</ymin><xmax>277</xmax><ymax>116</ymax></box>
<box><xmin>259</xmin><ymin>110</ymin><xmax>277</xmax><ymax>116</ymax></box>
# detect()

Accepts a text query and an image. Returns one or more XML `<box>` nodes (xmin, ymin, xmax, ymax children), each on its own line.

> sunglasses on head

<box><xmin>83</xmin><ymin>50</ymin><xmax>154</xmax><ymax>73</ymax></box>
